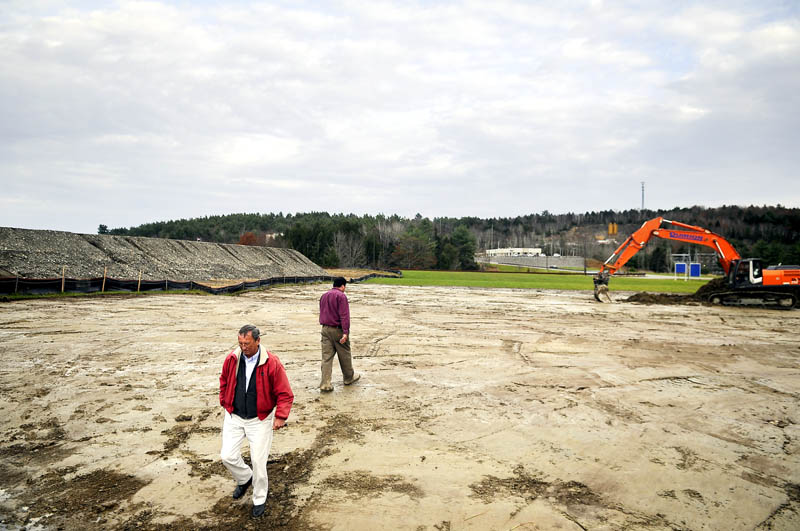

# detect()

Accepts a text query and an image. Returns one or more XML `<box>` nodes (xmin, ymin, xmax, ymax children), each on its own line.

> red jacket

<box><xmin>219</xmin><ymin>347</ymin><xmax>294</xmax><ymax>421</ymax></box>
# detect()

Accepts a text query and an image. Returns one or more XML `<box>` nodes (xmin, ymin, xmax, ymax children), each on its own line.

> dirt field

<box><xmin>1</xmin><ymin>283</ymin><xmax>798</xmax><ymax>530</ymax></box>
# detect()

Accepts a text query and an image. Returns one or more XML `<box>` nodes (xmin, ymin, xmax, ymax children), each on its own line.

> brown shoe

<box><xmin>344</xmin><ymin>373</ymin><xmax>361</xmax><ymax>385</ymax></box>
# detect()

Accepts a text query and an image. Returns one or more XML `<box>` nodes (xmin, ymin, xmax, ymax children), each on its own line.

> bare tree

<box><xmin>374</xmin><ymin>220</ymin><xmax>405</xmax><ymax>266</ymax></box>
<box><xmin>333</xmin><ymin>230</ymin><xmax>366</xmax><ymax>268</ymax></box>
<box><xmin>391</xmin><ymin>234</ymin><xmax>436</xmax><ymax>269</ymax></box>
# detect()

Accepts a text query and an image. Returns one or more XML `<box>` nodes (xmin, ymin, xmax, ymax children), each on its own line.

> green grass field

<box><xmin>365</xmin><ymin>270</ymin><xmax>709</xmax><ymax>294</ymax></box>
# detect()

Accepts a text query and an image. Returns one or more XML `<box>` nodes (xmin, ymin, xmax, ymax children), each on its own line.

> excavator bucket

<box><xmin>593</xmin><ymin>271</ymin><xmax>611</xmax><ymax>303</ymax></box>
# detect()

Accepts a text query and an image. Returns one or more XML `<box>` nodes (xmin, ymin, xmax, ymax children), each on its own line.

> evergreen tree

<box><xmin>451</xmin><ymin>225</ymin><xmax>477</xmax><ymax>270</ymax></box>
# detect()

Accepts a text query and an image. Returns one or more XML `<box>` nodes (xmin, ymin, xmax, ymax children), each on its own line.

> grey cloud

<box><xmin>0</xmin><ymin>1</ymin><xmax>798</xmax><ymax>233</ymax></box>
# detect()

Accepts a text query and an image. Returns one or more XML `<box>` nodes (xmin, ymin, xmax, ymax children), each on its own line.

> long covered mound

<box><xmin>0</xmin><ymin>227</ymin><xmax>326</xmax><ymax>281</ymax></box>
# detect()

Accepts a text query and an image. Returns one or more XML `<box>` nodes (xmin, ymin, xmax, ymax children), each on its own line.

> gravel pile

<box><xmin>0</xmin><ymin>227</ymin><xmax>326</xmax><ymax>281</ymax></box>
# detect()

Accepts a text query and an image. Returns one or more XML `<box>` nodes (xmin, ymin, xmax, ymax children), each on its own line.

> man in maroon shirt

<box><xmin>318</xmin><ymin>277</ymin><xmax>360</xmax><ymax>392</ymax></box>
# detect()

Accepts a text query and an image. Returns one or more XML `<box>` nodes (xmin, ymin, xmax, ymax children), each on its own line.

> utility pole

<box><xmin>641</xmin><ymin>181</ymin><xmax>645</xmax><ymax>211</ymax></box>
<box><xmin>639</xmin><ymin>181</ymin><xmax>646</xmax><ymax>270</ymax></box>
<box><xmin>583</xmin><ymin>239</ymin><xmax>587</xmax><ymax>275</ymax></box>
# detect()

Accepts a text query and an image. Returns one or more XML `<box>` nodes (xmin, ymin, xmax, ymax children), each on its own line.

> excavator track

<box><xmin>707</xmin><ymin>290</ymin><xmax>797</xmax><ymax>310</ymax></box>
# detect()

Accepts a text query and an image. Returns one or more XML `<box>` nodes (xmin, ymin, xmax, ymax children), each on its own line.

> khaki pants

<box><xmin>320</xmin><ymin>325</ymin><xmax>355</xmax><ymax>387</ymax></box>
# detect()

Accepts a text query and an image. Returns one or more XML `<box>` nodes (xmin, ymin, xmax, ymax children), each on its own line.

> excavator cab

<box><xmin>729</xmin><ymin>259</ymin><xmax>763</xmax><ymax>288</ymax></box>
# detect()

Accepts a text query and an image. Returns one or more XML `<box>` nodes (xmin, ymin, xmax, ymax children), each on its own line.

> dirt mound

<box><xmin>0</xmin><ymin>227</ymin><xmax>326</xmax><ymax>281</ymax></box>
<box><xmin>324</xmin><ymin>268</ymin><xmax>401</xmax><ymax>281</ymax></box>
<box><xmin>625</xmin><ymin>292</ymin><xmax>697</xmax><ymax>305</ymax></box>
<box><xmin>693</xmin><ymin>276</ymin><xmax>729</xmax><ymax>300</ymax></box>
<box><xmin>624</xmin><ymin>277</ymin><xmax>731</xmax><ymax>306</ymax></box>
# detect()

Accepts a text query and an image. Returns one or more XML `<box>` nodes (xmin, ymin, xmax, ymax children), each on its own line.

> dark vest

<box><xmin>232</xmin><ymin>353</ymin><xmax>259</xmax><ymax>419</ymax></box>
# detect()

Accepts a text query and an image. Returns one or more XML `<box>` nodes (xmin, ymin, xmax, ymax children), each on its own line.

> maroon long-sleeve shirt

<box><xmin>319</xmin><ymin>288</ymin><xmax>350</xmax><ymax>334</ymax></box>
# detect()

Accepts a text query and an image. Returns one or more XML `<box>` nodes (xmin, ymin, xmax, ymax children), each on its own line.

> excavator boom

<box><xmin>599</xmin><ymin>217</ymin><xmax>740</xmax><ymax>275</ymax></box>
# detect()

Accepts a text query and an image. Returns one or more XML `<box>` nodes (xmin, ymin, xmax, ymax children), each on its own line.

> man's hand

<box><xmin>273</xmin><ymin>417</ymin><xmax>286</xmax><ymax>430</ymax></box>
<box><xmin>339</xmin><ymin>333</ymin><xmax>348</xmax><ymax>344</ymax></box>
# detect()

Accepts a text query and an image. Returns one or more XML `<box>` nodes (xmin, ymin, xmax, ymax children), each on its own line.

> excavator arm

<box><xmin>599</xmin><ymin>217</ymin><xmax>741</xmax><ymax>276</ymax></box>
<box><xmin>593</xmin><ymin>217</ymin><xmax>741</xmax><ymax>302</ymax></box>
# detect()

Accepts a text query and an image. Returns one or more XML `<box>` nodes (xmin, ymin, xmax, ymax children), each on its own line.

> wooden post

<box><xmin>165</xmin><ymin>279</ymin><xmax>168</xmax><ymax>291</ymax></box>
<box><xmin>102</xmin><ymin>267</ymin><xmax>107</xmax><ymax>293</ymax></box>
<box><xmin>137</xmin><ymin>271</ymin><xmax>142</xmax><ymax>293</ymax></box>
<box><xmin>61</xmin><ymin>266</ymin><xmax>66</xmax><ymax>293</ymax></box>
<box><xmin>15</xmin><ymin>274</ymin><xmax>19</xmax><ymax>294</ymax></box>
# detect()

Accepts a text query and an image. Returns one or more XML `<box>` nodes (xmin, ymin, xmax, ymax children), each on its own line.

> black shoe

<box><xmin>344</xmin><ymin>373</ymin><xmax>361</xmax><ymax>385</ymax></box>
<box><xmin>252</xmin><ymin>503</ymin><xmax>266</xmax><ymax>517</ymax></box>
<box><xmin>232</xmin><ymin>477</ymin><xmax>252</xmax><ymax>499</ymax></box>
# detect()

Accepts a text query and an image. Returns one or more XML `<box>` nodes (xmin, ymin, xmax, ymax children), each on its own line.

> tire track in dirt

<box><xmin>469</xmin><ymin>464</ymin><xmax>680</xmax><ymax>530</ymax></box>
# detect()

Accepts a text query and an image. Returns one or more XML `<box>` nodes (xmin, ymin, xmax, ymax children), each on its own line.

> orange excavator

<box><xmin>593</xmin><ymin>217</ymin><xmax>800</xmax><ymax>309</ymax></box>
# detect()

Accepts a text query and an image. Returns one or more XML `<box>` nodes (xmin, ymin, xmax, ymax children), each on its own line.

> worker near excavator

<box><xmin>219</xmin><ymin>324</ymin><xmax>294</xmax><ymax>518</ymax></box>
<box><xmin>318</xmin><ymin>277</ymin><xmax>361</xmax><ymax>392</ymax></box>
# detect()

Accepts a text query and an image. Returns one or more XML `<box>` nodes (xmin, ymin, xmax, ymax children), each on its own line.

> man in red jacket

<box><xmin>219</xmin><ymin>324</ymin><xmax>294</xmax><ymax>518</ymax></box>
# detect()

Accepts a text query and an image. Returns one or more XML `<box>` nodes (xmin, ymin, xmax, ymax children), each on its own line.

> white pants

<box><xmin>220</xmin><ymin>410</ymin><xmax>275</xmax><ymax>505</ymax></box>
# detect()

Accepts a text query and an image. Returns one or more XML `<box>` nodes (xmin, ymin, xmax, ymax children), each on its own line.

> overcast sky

<box><xmin>1</xmin><ymin>0</ymin><xmax>798</xmax><ymax>234</ymax></box>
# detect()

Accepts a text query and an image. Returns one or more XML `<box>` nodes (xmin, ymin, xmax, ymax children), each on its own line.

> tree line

<box><xmin>98</xmin><ymin>205</ymin><xmax>800</xmax><ymax>271</ymax></box>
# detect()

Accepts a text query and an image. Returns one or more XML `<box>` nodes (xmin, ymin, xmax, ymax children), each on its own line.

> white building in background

<box><xmin>485</xmin><ymin>247</ymin><xmax>543</xmax><ymax>257</ymax></box>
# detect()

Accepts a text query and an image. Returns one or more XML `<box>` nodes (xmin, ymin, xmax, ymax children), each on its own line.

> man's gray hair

<box><xmin>238</xmin><ymin>324</ymin><xmax>260</xmax><ymax>340</ymax></box>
